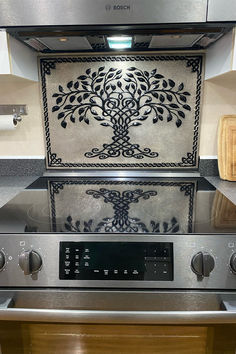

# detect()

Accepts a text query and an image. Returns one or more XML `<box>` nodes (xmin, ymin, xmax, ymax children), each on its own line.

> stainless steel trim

<box><xmin>0</xmin><ymin>297</ymin><xmax>13</xmax><ymax>308</ymax></box>
<box><xmin>43</xmin><ymin>171</ymin><xmax>201</xmax><ymax>178</ymax></box>
<box><xmin>7</xmin><ymin>289</ymin><xmax>224</xmax><ymax>311</ymax></box>
<box><xmin>0</xmin><ymin>105</ymin><xmax>27</xmax><ymax>116</ymax></box>
<box><xmin>208</xmin><ymin>0</ymin><xmax>236</xmax><ymax>22</ymax></box>
<box><xmin>1</xmin><ymin>308</ymin><xmax>236</xmax><ymax>324</ymax></box>
<box><xmin>222</xmin><ymin>301</ymin><xmax>236</xmax><ymax>311</ymax></box>
<box><xmin>0</xmin><ymin>289</ymin><xmax>234</xmax><ymax>323</ymax></box>
<box><xmin>0</xmin><ymin>0</ymin><xmax>207</xmax><ymax>27</ymax></box>
<box><xmin>6</xmin><ymin>288</ymin><xmax>223</xmax><ymax>311</ymax></box>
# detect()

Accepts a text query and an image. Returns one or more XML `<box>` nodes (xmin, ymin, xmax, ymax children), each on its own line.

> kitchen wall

<box><xmin>0</xmin><ymin>76</ymin><xmax>45</xmax><ymax>157</ymax></box>
<box><xmin>0</xmin><ymin>59</ymin><xmax>235</xmax><ymax>162</ymax></box>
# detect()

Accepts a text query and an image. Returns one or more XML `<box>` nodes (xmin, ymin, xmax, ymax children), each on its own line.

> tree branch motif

<box><xmin>52</xmin><ymin>67</ymin><xmax>191</xmax><ymax>160</ymax></box>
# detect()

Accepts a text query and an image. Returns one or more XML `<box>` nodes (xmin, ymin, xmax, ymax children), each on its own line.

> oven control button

<box><xmin>19</xmin><ymin>250</ymin><xmax>42</xmax><ymax>275</ymax></box>
<box><xmin>230</xmin><ymin>253</ymin><xmax>236</xmax><ymax>273</ymax></box>
<box><xmin>191</xmin><ymin>252</ymin><xmax>215</xmax><ymax>277</ymax></box>
<box><xmin>0</xmin><ymin>251</ymin><xmax>5</xmax><ymax>271</ymax></box>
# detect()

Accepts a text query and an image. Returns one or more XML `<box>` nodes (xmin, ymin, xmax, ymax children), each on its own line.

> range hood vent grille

<box><xmin>149</xmin><ymin>34</ymin><xmax>204</xmax><ymax>49</ymax></box>
<box><xmin>27</xmin><ymin>36</ymin><xmax>93</xmax><ymax>51</ymax></box>
<box><xmin>10</xmin><ymin>26</ymin><xmax>230</xmax><ymax>52</ymax></box>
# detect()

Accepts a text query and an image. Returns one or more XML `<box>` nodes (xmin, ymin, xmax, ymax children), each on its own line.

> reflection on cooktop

<box><xmin>2</xmin><ymin>177</ymin><xmax>235</xmax><ymax>234</ymax></box>
<box><xmin>49</xmin><ymin>180</ymin><xmax>195</xmax><ymax>233</ymax></box>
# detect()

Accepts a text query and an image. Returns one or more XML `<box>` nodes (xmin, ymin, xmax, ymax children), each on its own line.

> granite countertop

<box><xmin>0</xmin><ymin>176</ymin><xmax>39</xmax><ymax>208</ymax></box>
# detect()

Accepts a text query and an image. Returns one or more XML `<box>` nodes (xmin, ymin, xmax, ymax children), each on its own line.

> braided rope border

<box><xmin>40</xmin><ymin>55</ymin><xmax>203</xmax><ymax>169</ymax></box>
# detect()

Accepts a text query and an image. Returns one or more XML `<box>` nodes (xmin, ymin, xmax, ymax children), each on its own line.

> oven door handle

<box><xmin>0</xmin><ymin>308</ymin><xmax>236</xmax><ymax>324</ymax></box>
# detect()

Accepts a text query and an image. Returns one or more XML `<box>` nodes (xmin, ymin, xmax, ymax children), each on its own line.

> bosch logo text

<box><xmin>105</xmin><ymin>5</ymin><xmax>130</xmax><ymax>11</ymax></box>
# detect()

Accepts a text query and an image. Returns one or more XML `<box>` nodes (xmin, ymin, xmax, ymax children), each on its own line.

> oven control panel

<box><xmin>2</xmin><ymin>234</ymin><xmax>236</xmax><ymax>289</ymax></box>
<box><xmin>59</xmin><ymin>242</ymin><xmax>173</xmax><ymax>281</ymax></box>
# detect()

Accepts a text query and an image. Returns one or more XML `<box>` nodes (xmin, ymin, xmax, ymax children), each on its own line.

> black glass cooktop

<box><xmin>0</xmin><ymin>177</ymin><xmax>236</xmax><ymax>234</ymax></box>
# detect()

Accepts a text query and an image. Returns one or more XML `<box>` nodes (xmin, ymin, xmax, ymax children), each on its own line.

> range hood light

<box><xmin>107</xmin><ymin>36</ymin><xmax>132</xmax><ymax>49</ymax></box>
<box><xmin>59</xmin><ymin>38</ymin><xmax>68</xmax><ymax>42</ymax></box>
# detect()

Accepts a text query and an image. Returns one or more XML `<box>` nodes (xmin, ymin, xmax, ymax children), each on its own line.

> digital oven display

<box><xmin>59</xmin><ymin>242</ymin><xmax>173</xmax><ymax>281</ymax></box>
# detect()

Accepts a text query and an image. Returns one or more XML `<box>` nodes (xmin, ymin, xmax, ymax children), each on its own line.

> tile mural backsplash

<box><xmin>40</xmin><ymin>54</ymin><xmax>203</xmax><ymax>169</ymax></box>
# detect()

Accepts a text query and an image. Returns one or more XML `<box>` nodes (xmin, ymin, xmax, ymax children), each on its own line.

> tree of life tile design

<box><xmin>52</xmin><ymin>66</ymin><xmax>191</xmax><ymax>160</ymax></box>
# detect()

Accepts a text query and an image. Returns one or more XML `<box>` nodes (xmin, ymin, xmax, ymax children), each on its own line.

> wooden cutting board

<box><xmin>218</xmin><ymin>115</ymin><xmax>236</xmax><ymax>181</ymax></box>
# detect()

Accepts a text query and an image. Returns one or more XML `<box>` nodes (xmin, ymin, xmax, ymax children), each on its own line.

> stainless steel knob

<box><xmin>191</xmin><ymin>252</ymin><xmax>215</xmax><ymax>277</ymax></box>
<box><xmin>19</xmin><ymin>250</ymin><xmax>42</xmax><ymax>275</ymax></box>
<box><xmin>230</xmin><ymin>253</ymin><xmax>236</xmax><ymax>273</ymax></box>
<box><xmin>0</xmin><ymin>251</ymin><xmax>5</xmax><ymax>271</ymax></box>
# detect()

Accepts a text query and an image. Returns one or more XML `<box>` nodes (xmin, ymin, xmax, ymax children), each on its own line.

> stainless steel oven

<box><xmin>0</xmin><ymin>177</ymin><xmax>236</xmax><ymax>324</ymax></box>
<box><xmin>0</xmin><ymin>0</ymin><xmax>236</xmax><ymax>327</ymax></box>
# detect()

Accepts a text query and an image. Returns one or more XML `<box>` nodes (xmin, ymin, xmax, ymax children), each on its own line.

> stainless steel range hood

<box><xmin>0</xmin><ymin>0</ymin><xmax>235</xmax><ymax>52</ymax></box>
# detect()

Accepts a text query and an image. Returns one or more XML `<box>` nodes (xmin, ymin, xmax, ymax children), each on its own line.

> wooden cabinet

<box><xmin>0</xmin><ymin>322</ymin><xmax>213</xmax><ymax>354</ymax></box>
<box><xmin>1</xmin><ymin>321</ymin><xmax>236</xmax><ymax>353</ymax></box>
